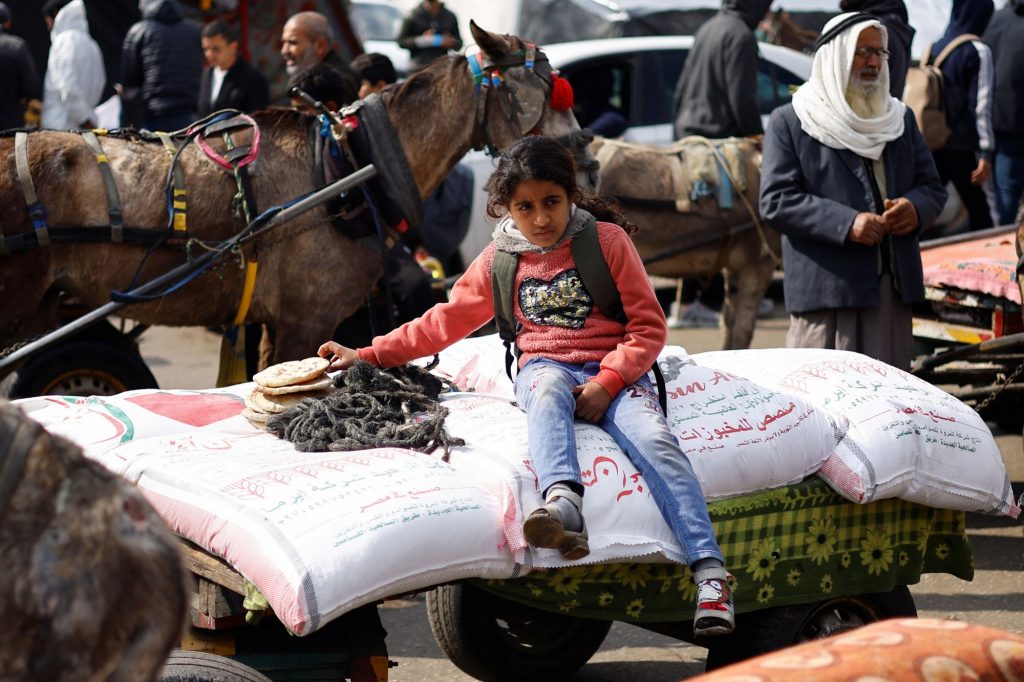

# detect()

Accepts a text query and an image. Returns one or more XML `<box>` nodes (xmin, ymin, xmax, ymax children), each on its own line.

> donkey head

<box><xmin>468</xmin><ymin>22</ymin><xmax>599</xmax><ymax>191</ymax></box>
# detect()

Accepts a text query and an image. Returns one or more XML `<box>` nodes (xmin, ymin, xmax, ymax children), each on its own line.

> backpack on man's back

<box><xmin>903</xmin><ymin>34</ymin><xmax>979</xmax><ymax>150</ymax></box>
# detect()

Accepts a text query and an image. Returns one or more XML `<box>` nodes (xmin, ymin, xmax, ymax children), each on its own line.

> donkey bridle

<box><xmin>468</xmin><ymin>44</ymin><xmax>555</xmax><ymax>156</ymax></box>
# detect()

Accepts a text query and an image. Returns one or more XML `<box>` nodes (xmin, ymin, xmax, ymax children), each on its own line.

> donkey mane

<box><xmin>390</xmin><ymin>54</ymin><xmax>469</xmax><ymax>110</ymax></box>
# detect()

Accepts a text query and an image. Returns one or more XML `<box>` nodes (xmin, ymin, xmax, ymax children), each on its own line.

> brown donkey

<box><xmin>0</xmin><ymin>23</ymin><xmax>590</xmax><ymax>369</ymax></box>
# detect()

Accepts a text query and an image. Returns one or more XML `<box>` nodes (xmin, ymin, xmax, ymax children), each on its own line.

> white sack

<box><xmin>696</xmin><ymin>348</ymin><xmax>1020</xmax><ymax>518</ymax></box>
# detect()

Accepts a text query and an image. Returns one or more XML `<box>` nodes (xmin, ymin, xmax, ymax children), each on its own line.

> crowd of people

<box><xmin>0</xmin><ymin>0</ymin><xmax>448</xmax><ymax>132</ymax></box>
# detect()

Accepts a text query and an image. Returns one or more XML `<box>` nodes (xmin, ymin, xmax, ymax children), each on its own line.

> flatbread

<box><xmin>253</xmin><ymin>357</ymin><xmax>330</xmax><ymax>388</ymax></box>
<box><xmin>242</xmin><ymin>407</ymin><xmax>270</xmax><ymax>424</ymax></box>
<box><xmin>255</xmin><ymin>374</ymin><xmax>333</xmax><ymax>395</ymax></box>
<box><xmin>246</xmin><ymin>389</ymin><xmax>323</xmax><ymax>414</ymax></box>
<box><xmin>243</xmin><ymin>393</ymin><xmax>272</xmax><ymax>414</ymax></box>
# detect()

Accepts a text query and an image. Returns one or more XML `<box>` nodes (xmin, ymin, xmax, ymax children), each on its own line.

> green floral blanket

<box><xmin>474</xmin><ymin>477</ymin><xmax>974</xmax><ymax>622</ymax></box>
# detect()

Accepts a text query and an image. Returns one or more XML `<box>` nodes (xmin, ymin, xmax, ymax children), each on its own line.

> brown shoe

<box><xmin>523</xmin><ymin>489</ymin><xmax>589</xmax><ymax>560</ymax></box>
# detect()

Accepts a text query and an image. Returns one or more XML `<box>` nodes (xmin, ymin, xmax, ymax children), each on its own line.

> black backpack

<box><xmin>490</xmin><ymin>217</ymin><xmax>667</xmax><ymax>412</ymax></box>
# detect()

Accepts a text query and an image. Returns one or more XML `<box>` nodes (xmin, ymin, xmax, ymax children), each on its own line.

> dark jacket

<box><xmin>840</xmin><ymin>0</ymin><xmax>914</xmax><ymax>98</ymax></box>
<box><xmin>197</xmin><ymin>58</ymin><xmax>270</xmax><ymax>117</ymax></box>
<box><xmin>120</xmin><ymin>0</ymin><xmax>203</xmax><ymax>120</ymax></box>
<box><xmin>982</xmin><ymin>0</ymin><xmax>1024</xmax><ymax>146</ymax></box>
<box><xmin>759</xmin><ymin>105</ymin><xmax>947</xmax><ymax>313</ymax></box>
<box><xmin>671</xmin><ymin>0</ymin><xmax>773</xmax><ymax>139</ymax></box>
<box><xmin>396</xmin><ymin>2</ymin><xmax>462</xmax><ymax>73</ymax></box>
<box><xmin>929</xmin><ymin>0</ymin><xmax>995</xmax><ymax>155</ymax></box>
<box><xmin>322</xmin><ymin>50</ymin><xmax>361</xmax><ymax>106</ymax></box>
<box><xmin>0</xmin><ymin>30</ymin><xmax>40</xmax><ymax>129</ymax></box>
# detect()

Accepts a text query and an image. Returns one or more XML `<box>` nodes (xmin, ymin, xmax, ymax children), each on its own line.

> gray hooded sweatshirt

<box><xmin>671</xmin><ymin>0</ymin><xmax>773</xmax><ymax>139</ymax></box>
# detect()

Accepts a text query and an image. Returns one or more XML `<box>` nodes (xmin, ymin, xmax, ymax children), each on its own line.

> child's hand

<box><xmin>572</xmin><ymin>382</ymin><xmax>611</xmax><ymax>423</ymax></box>
<box><xmin>318</xmin><ymin>341</ymin><xmax>358</xmax><ymax>372</ymax></box>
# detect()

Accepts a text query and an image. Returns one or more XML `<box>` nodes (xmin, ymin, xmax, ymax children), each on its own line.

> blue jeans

<box><xmin>994</xmin><ymin>149</ymin><xmax>1024</xmax><ymax>226</ymax></box>
<box><xmin>514</xmin><ymin>357</ymin><xmax>724</xmax><ymax>565</ymax></box>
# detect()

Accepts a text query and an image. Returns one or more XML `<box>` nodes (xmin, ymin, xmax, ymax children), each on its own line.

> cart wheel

<box><xmin>6</xmin><ymin>340</ymin><xmax>158</xmax><ymax>398</ymax></box>
<box><xmin>426</xmin><ymin>583</ymin><xmax>612</xmax><ymax>682</ymax></box>
<box><xmin>159</xmin><ymin>650</ymin><xmax>272</xmax><ymax>682</ymax></box>
<box><xmin>704</xmin><ymin>585</ymin><xmax>917</xmax><ymax>671</ymax></box>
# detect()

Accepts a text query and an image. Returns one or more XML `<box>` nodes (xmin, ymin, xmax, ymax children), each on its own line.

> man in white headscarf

<box><xmin>41</xmin><ymin>0</ymin><xmax>104</xmax><ymax>130</ymax></box>
<box><xmin>758</xmin><ymin>12</ymin><xmax>947</xmax><ymax>371</ymax></box>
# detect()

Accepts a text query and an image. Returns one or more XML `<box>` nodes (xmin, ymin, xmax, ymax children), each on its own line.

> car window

<box><xmin>639</xmin><ymin>49</ymin><xmax>805</xmax><ymax>127</ymax></box>
<box><xmin>351</xmin><ymin>3</ymin><xmax>403</xmax><ymax>42</ymax></box>
<box><xmin>756</xmin><ymin>62</ymin><xmax>803</xmax><ymax>114</ymax></box>
<box><xmin>644</xmin><ymin>49</ymin><xmax>687</xmax><ymax>129</ymax></box>
<box><xmin>562</xmin><ymin>59</ymin><xmax>634</xmax><ymax>132</ymax></box>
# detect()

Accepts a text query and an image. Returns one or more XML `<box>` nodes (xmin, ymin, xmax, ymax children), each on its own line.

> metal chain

<box><xmin>975</xmin><ymin>358</ymin><xmax>1024</xmax><ymax>412</ymax></box>
<box><xmin>0</xmin><ymin>338</ymin><xmax>29</xmax><ymax>361</ymax></box>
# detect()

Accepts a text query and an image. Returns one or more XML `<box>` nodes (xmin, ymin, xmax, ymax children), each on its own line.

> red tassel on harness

<box><xmin>549</xmin><ymin>73</ymin><xmax>574</xmax><ymax>112</ymax></box>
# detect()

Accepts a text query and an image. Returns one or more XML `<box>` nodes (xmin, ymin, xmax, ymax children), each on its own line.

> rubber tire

<box><xmin>7</xmin><ymin>340</ymin><xmax>158</xmax><ymax>398</ymax></box>
<box><xmin>426</xmin><ymin>583</ymin><xmax>612</xmax><ymax>682</ymax></box>
<box><xmin>704</xmin><ymin>585</ymin><xmax>917</xmax><ymax>671</ymax></box>
<box><xmin>158</xmin><ymin>651</ymin><xmax>273</xmax><ymax>682</ymax></box>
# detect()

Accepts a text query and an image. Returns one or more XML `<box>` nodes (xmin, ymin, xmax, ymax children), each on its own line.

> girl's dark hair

<box><xmin>485</xmin><ymin>136</ymin><xmax>637</xmax><ymax>235</ymax></box>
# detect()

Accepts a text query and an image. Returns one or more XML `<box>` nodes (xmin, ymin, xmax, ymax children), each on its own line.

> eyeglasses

<box><xmin>853</xmin><ymin>46</ymin><xmax>890</xmax><ymax>60</ymax></box>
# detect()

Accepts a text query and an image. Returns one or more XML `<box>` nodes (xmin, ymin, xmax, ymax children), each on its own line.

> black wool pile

<box><xmin>265</xmin><ymin>360</ymin><xmax>465</xmax><ymax>460</ymax></box>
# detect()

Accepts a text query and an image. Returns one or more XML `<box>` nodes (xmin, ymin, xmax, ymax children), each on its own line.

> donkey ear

<box><xmin>469</xmin><ymin>21</ymin><xmax>510</xmax><ymax>61</ymax></box>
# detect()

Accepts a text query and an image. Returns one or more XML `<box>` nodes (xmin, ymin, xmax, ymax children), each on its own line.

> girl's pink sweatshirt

<box><xmin>357</xmin><ymin>221</ymin><xmax>667</xmax><ymax>398</ymax></box>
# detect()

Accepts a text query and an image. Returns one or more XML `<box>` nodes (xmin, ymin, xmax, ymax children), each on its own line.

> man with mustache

<box><xmin>758</xmin><ymin>13</ymin><xmax>947</xmax><ymax>371</ymax></box>
<box><xmin>280</xmin><ymin>11</ymin><xmax>359</xmax><ymax>108</ymax></box>
<box><xmin>839</xmin><ymin>0</ymin><xmax>914</xmax><ymax>98</ymax></box>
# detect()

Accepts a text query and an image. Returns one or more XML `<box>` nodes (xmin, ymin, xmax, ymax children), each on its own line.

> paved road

<box><xmin>137</xmin><ymin>313</ymin><xmax>1023</xmax><ymax>681</ymax></box>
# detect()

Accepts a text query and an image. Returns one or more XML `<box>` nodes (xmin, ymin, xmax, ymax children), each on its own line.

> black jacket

<box><xmin>322</xmin><ymin>50</ymin><xmax>361</xmax><ymax>106</ymax></box>
<box><xmin>0</xmin><ymin>30</ymin><xmax>40</xmax><ymax>130</ymax></box>
<box><xmin>671</xmin><ymin>0</ymin><xmax>773</xmax><ymax>139</ymax></box>
<box><xmin>982</xmin><ymin>1</ymin><xmax>1024</xmax><ymax>140</ymax></box>
<box><xmin>759</xmin><ymin>105</ymin><xmax>947</xmax><ymax>313</ymax></box>
<box><xmin>197</xmin><ymin>58</ymin><xmax>270</xmax><ymax>117</ymax></box>
<box><xmin>120</xmin><ymin>0</ymin><xmax>203</xmax><ymax>120</ymax></box>
<box><xmin>396</xmin><ymin>2</ymin><xmax>462</xmax><ymax>73</ymax></box>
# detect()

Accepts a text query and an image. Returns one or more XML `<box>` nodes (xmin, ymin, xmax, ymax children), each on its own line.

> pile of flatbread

<box><xmin>243</xmin><ymin>357</ymin><xmax>333</xmax><ymax>428</ymax></box>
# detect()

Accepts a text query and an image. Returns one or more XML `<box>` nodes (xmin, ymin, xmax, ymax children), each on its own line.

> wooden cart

<box><xmin>169</xmin><ymin>477</ymin><xmax>974</xmax><ymax>681</ymax></box>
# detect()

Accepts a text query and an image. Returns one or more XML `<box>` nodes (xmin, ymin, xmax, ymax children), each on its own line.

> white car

<box><xmin>457</xmin><ymin>36</ymin><xmax>813</xmax><ymax>263</ymax></box>
<box><xmin>349</xmin><ymin>0</ymin><xmax>411</xmax><ymax>78</ymax></box>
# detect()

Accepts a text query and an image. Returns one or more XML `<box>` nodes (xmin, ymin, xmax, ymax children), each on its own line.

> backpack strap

<box><xmin>931</xmin><ymin>33</ymin><xmax>981</xmax><ymax>67</ymax></box>
<box><xmin>570</xmin><ymin>217</ymin><xmax>626</xmax><ymax>324</ymax></box>
<box><xmin>920</xmin><ymin>42</ymin><xmax>933</xmax><ymax>66</ymax></box>
<box><xmin>491</xmin><ymin>248</ymin><xmax>521</xmax><ymax>381</ymax></box>
<box><xmin>491</xmin><ymin>221</ymin><xmax>669</xmax><ymax>413</ymax></box>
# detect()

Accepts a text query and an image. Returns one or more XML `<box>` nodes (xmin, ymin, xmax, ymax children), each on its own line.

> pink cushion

<box><xmin>921</xmin><ymin>231</ymin><xmax>1021</xmax><ymax>305</ymax></box>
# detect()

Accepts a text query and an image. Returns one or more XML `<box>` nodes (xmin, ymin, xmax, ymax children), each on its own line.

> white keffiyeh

<box><xmin>792</xmin><ymin>13</ymin><xmax>906</xmax><ymax>160</ymax></box>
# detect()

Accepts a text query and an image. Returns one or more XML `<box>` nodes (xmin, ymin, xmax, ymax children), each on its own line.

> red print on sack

<box><xmin>125</xmin><ymin>392</ymin><xmax>244</xmax><ymax>427</ymax></box>
<box><xmin>583</xmin><ymin>456</ymin><xmax>647</xmax><ymax>501</ymax></box>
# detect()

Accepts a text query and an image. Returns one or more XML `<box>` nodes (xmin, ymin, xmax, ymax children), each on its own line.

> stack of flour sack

<box><xmin>242</xmin><ymin>357</ymin><xmax>334</xmax><ymax>428</ymax></box>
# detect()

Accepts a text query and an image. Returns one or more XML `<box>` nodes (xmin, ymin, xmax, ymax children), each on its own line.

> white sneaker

<box><xmin>669</xmin><ymin>301</ymin><xmax>721</xmax><ymax>329</ymax></box>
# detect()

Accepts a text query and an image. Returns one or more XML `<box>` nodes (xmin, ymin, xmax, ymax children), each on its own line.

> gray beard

<box><xmin>285</xmin><ymin>52</ymin><xmax>319</xmax><ymax>77</ymax></box>
<box><xmin>845</xmin><ymin>77</ymin><xmax>885</xmax><ymax>118</ymax></box>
